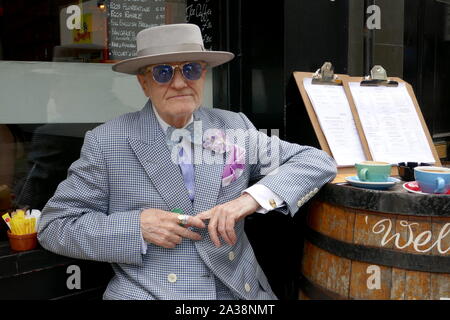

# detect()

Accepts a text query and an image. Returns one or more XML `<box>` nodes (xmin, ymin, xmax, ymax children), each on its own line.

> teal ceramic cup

<box><xmin>414</xmin><ymin>166</ymin><xmax>450</xmax><ymax>194</ymax></box>
<box><xmin>355</xmin><ymin>161</ymin><xmax>392</xmax><ymax>182</ymax></box>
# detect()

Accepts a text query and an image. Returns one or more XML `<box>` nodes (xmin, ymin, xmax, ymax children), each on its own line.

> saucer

<box><xmin>345</xmin><ymin>176</ymin><xmax>400</xmax><ymax>190</ymax></box>
<box><xmin>403</xmin><ymin>181</ymin><xmax>450</xmax><ymax>195</ymax></box>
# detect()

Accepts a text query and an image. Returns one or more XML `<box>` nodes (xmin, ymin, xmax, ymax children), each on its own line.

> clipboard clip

<box><xmin>312</xmin><ymin>62</ymin><xmax>342</xmax><ymax>85</ymax></box>
<box><xmin>360</xmin><ymin>65</ymin><xmax>399</xmax><ymax>87</ymax></box>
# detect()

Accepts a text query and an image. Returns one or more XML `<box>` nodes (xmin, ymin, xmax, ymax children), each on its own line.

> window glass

<box><xmin>0</xmin><ymin>0</ymin><xmax>214</xmax><ymax>234</ymax></box>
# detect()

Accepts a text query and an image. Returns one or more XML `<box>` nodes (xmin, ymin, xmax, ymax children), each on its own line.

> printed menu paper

<box><xmin>303</xmin><ymin>78</ymin><xmax>366</xmax><ymax>166</ymax></box>
<box><xmin>348</xmin><ymin>82</ymin><xmax>435</xmax><ymax>164</ymax></box>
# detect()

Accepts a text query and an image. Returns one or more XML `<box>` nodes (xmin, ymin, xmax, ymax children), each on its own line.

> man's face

<box><xmin>137</xmin><ymin>61</ymin><xmax>207</xmax><ymax>125</ymax></box>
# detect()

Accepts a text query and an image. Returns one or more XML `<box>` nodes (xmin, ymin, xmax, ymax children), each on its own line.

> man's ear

<box><xmin>137</xmin><ymin>74</ymin><xmax>149</xmax><ymax>96</ymax></box>
<box><xmin>201</xmin><ymin>68</ymin><xmax>208</xmax><ymax>79</ymax></box>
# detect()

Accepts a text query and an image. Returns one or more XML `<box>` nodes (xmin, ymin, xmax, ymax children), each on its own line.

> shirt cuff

<box><xmin>140</xmin><ymin>229</ymin><xmax>147</xmax><ymax>255</ymax></box>
<box><xmin>242</xmin><ymin>184</ymin><xmax>286</xmax><ymax>214</ymax></box>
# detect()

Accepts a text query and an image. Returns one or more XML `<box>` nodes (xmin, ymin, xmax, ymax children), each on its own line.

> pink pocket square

<box><xmin>202</xmin><ymin>129</ymin><xmax>246</xmax><ymax>187</ymax></box>
<box><xmin>222</xmin><ymin>144</ymin><xmax>245</xmax><ymax>187</ymax></box>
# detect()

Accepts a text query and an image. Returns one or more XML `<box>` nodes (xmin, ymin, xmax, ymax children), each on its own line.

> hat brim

<box><xmin>112</xmin><ymin>51</ymin><xmax>235</xmax><ymax>75</ymax></box>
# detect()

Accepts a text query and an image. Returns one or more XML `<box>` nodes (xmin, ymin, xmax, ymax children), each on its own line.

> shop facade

<box><xmin>0</xmin><ymin>0</ymin><xmax>449</xmax><ymax>300</ymax></box>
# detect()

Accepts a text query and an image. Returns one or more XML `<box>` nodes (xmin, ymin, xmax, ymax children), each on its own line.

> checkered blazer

<box><xmin>37</xmin><ymin>101</ymin><xmax>337</xmax><ymax>300</ymax></box>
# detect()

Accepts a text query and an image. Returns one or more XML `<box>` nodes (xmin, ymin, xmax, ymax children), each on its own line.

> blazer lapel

<box><xmin>192</xmin><ymin>109</ymin><xmax>225</xmax><ymax>213</ymax></box>
<box><xmin>128</xmin><ymin>102</ymin><xmax>194</xmax><ymax>215</ymax></box>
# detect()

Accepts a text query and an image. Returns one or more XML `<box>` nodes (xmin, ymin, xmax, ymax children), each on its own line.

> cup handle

<box><xmin>435</xmin><ymin>177</ymin><xmax>445</xmax><ymax>194</ymax></box>
<box><xmin>358</xmin><ymin>168</ymin><xmax>368</xmax><ymax>181</ymax></box>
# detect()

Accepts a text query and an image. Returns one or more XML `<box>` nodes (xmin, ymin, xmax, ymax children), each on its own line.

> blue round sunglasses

<box><xmin>143</xmin><ymin>62</ymin><xmax>206</xmax><ymax>84</ymax></box>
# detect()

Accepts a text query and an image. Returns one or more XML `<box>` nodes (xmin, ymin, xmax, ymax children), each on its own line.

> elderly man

<box><xmin>38</xmin><ymin>24</ymin><xmax>336</xmax><ymax>300</ymax></box>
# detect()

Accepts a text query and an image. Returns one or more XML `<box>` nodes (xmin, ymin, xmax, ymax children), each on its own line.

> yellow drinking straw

<box><xmin>5</xmin><ymin>209</ymin><xmax>37</xmax><ymax>235</ymax></box>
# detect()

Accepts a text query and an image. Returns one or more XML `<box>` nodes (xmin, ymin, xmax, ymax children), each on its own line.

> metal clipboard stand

<box><xmin>360</xmin><ymin>65</ymin><xmax>399</xmax><ymax>87</ymax></box>
<box><xmin>311</xmin><ymin>62</ymin><xmax>342</xmax><ymax>86</ymax></box>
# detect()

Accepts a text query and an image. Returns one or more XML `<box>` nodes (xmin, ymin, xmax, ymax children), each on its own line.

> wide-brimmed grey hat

<box><xmin>112</xmin><ymin>23</ymin><xmax>234</xmax><ymax>75</ymax></box>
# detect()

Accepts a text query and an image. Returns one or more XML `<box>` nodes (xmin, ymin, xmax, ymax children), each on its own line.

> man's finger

<box><xmin>185</xmin><ymin>216</ymin><xmax>206</xmax><ymax>229</ymax></box>
<box><xmin>208</xmin><ymin>216</ymin><xmax>221</xmax><ymax>248</ymax></box>
<box><xmin>225</xmin><ymin>217</ymin><xmax>237</xmax><ymax>245</ymax></box>
<box><xmin>149</xmin><ymin>232</ymin><xmax>179</xmax><ymax>249</ymax></box>
<box><xmin>170</xmin><ymin>234</ymin><xmax>183</xmax><ymax>245</ymax></box>
<box><xmin>161</xmin><ymin>241</ymin><xmax>177</xmax><ymax>249</ymax></box>
<box><xmin>218</xmin><ymin>214</ymin><xmax>233</xmax><ymax>246</ymax></box>
<box><xmin>175</xmin><ymin>214</ymin><xmax>190</xmax><ymax>227</ymax></box>
<box><xmin>174</xmin><ymin>225</ymin><xmax>202</xmax><ymax>241</ymax></box>
<box><xmin>161</xmin><ymin>230</ymin><xmax>183</xmax><ymax>245</ymax></box>
<box><xmin>196</xmin><ymin>209</ymin><xmax>212</xmax><ymax>221</ymax></box>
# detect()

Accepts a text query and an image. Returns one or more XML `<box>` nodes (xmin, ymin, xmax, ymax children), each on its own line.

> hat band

<box><xmin>137</xmin><ymin>43</ymin><xmax>205</xmax><ymax>57</ymax></box>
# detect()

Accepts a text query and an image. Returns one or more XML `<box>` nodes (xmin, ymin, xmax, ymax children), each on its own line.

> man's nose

<box><xmin>170</xmin><ymin>67</ymin><xmax>188</xmax><ymax>88</ymax></box>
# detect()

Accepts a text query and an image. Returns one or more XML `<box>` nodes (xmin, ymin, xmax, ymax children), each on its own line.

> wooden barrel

<box><xmin>299</xmin><ymin>183</ymin><xmax>450</xmax><ymax>300</ymax></box>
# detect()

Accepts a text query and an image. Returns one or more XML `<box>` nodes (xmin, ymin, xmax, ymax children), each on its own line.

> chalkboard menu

<box><xmin>185</xmin><ymin>0</ymin><xmax>215</xmax><ymax>49</ymax></box>
<box><xmin>107</xmin><ymin>0</ymin><xmax>166</xmax><ymax>60</ymax></box>
<box><xmin>106</xmin><ymin>0</ymin><xmax>217</xmax><ymax>60</ymax></box>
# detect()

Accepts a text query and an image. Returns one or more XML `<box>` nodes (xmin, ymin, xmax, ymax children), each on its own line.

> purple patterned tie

<box><xmin>166</xmin><ymin>126</ymin><xmax>195</xmax><ymax>201</ymax></box>
<box><xmin>178</xmin><ymin>146</ymin><xmax>195</xmax><ymax>201</ymax></box>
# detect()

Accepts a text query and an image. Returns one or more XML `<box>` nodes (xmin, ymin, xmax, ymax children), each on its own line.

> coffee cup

<box><xmin>355</xmin><ymin>161</ymin><xmax>391</xmax><ymax>182</ymax></box>
<box><xmin>414</xmin><ymin>166</ymin><xmax>450</xmax><ymax>194</ymax></box>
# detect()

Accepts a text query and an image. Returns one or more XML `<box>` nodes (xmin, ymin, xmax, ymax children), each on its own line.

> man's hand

<box><xmin>140</xmin><ymin>209</ymin><xmax>206</xmax><ymax>249</ymax></box>
<box><xmin>196</xmin><ymin>193</ymin><xmax>260</xmax><ymax>248</ymax></box>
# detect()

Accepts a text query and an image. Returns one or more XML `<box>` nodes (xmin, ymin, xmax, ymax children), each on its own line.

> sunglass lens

<box><xmin>182</xmin><ymin>62</ymin><xmax>202</xmax><ymax>81</ymax></box>
<box><xmin>153</xmin><ymin>65</ymin><xmax>173</xmax><ymax>83</ymax></box>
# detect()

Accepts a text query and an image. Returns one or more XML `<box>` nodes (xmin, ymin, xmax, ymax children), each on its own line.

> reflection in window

<box><xmin>0</xmin><ymin>0</ymin><xmax>187</xmax><ymax>63</ymax></box>
<box><xmin>0</xmin><ymin>0</ymin><xmax>208</xmax><ymax>242</ymax></box>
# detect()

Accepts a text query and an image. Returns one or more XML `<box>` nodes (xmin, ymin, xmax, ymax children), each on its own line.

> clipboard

<box><xmin>342</xmin><ymin>66</ymin><xmax>441</xmax><ymax>167</ymax></box>
<box><xmin>293</xmin><ymin>63</ymin><xmax>441</xmax><ymax>183</ymax></box>
<box><xmin>293</xmin><ymin>63</ymin><xmax>370</xmax><ymax>182</ymax></box>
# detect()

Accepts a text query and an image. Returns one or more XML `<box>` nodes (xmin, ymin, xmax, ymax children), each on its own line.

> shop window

<box><xmin>0</xmin><ymin>0</ymin><xmax>215</xmax><ymax>236</ymax></box>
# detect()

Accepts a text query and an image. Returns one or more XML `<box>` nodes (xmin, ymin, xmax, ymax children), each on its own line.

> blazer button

<box><xmin>244</xmin><ymin>283</ymin><xmax>251</xmax><ymax>292</ymax></box>
<box><xmin>228</xmin><ymin>251</ymin><xmax>235</xmax><ymax>261</ymax></box>
<box><xmin>168</xmin><ymin>273</ymin><xmax>177</xmax><ymax>283</ymax></box>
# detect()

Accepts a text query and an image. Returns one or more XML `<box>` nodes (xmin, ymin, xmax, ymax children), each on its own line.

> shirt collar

<box><xmin>152</xmin><ymin>105</ymin><xmax>194</xmax><ymax>134</ymax></box>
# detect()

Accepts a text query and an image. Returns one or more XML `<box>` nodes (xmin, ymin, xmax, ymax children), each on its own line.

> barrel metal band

<box><xmin>298</xmin><ymin>274</ymin><xmax>349</xmax><ymax>300</ymax></box>
<box><xmin>304</xmin><ymin>226</ymin><xmax>450</xmax><ymax>273</ymax></box>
